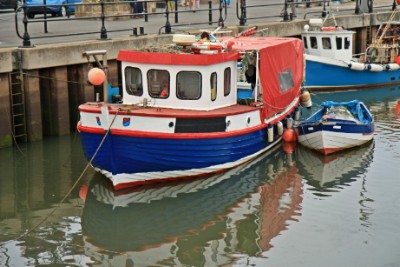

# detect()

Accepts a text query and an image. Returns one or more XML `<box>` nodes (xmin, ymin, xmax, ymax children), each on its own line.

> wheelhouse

<box><xmin>118</xmin><ymin>50</ymin><xmax>241</xmax><ymax>111</ymax></box>
<box><xmin>302</xmin><ymin>28</ymin><xmax>354</xmax><ymax>61</ymax></box>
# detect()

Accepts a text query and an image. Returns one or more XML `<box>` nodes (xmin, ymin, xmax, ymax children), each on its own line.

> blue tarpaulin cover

<box><xmin>320</xmin><ymin>100</ymin><xmax>371</xmax><ymax>124</ymax></box>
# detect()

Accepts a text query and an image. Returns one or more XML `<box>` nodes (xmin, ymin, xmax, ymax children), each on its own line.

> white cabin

<box><xmin>120</xmin><ymin>56</ymin><xmax>239</xmax><ymax>111</ymax></box>
<box><xmin>302</xmin><ymin>26</ymin><xmax>355</xmax><ymax>61</ymax></box>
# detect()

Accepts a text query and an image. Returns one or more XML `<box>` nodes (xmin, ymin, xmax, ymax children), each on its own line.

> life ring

<box><xmin>321</xmin><ymin>27</ymin><xmax>336</xmax><ymax>31</ymax></box>
<box><xmin>367</xmin><ymin>47</ymin><xmax>379</xmax><ymax>63</ymax></box>
<box><xmin>191</xmin><ymin>42</ymin><xmax>223</xmax><ymax>53</ymax></box>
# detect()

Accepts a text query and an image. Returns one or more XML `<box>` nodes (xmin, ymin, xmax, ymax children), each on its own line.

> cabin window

<box><xmin>310</xmin><ymin>37</ymin><xmax>318</xmax><ymax>49</ymax></box>
<box><xmin>322</xmin><ymin>37</ymin><xmax>331</xmax><ymax>49</ymax></box>
<box><xmin>303</xmin><ymin>37</ymin><xmax>308</xmax><ymax>49</ymax></box>
<box><xmin>147</xmin><ymin>69</ymin><xmax>170</xmax><ymax>98</ymax></box>
<box><xmin>176</xmin><ymin>71</ymin><xmax>202</xmax><ymax>100</ymax></box>
<box><xmin>344</xmin><ymin>37</ymin><xmax>351</xmax><ymax>49</ymax></box>
<box><xmin>224</xmin><ymin>67</ymin><xmax>231</xmax><ymax>96</ymax></box>
<box><xmin>336</xmin><ymin>37</ymin><xmax>342</xmax><ymax>50</ymax></box>
<box><xmin>278</xmin><ymin>69</ymin><xmax>294</xmax><ymax>93</ymax></box>
<box><xmin>125</xmin><ymin>67</ymin><xmax>143</xmax><ymax>96</ymax></box>
<box><xmin>210</xmin><ymin>72</ymin><xmax>217</xmax><ymax>101</ymax></box>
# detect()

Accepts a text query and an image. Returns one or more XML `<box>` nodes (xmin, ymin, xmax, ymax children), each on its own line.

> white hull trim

<box><xmin>298</xmin><ymin>130</ymin><xmax>374</xmax><ymax>152</ymax></box>
<box><xmin>94</xmin><ymin>137</ymin><xmax>282</xmax><ymax>188</ymax></box>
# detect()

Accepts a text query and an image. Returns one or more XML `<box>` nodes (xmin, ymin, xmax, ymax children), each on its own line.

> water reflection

<box><xmin>1</xmin><ymin>86</ymin><xmax>400</xmax><ymax>266</ymax></box>
<box><xmin>0</xmin><ymin>135</ymin><xmax>93</xmax><ymax>266</ymax></box>
<box><xmin>296</xmin><ymin>142</ymin><xmax>375</xmax><ymax>196</ymax></box>
<box><xmin>81</xmin><ymin>147</ymin><xmax>303</xmax><ymax>266</ymax></box>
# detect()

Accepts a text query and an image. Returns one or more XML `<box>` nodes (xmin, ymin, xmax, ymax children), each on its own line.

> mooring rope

<box><xmin>0</xmin><ymin>108</ymin><xmax>120</xmax><ymax>245</ymax></box>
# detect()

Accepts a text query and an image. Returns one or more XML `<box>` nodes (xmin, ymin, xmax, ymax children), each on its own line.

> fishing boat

<box><xmin>77</xmin><ymin>32</ymin><xmax>306</xmax><ymax>190</ymax></box>
<box><xmin>302</xmin><ymin>16</ymin><xmax>400</xmax><ymax>90</ymax></box>
<box><xmin>297</xmin><ymin>100</ymin><xmax>375</xmax><ymax>155</ymax></box>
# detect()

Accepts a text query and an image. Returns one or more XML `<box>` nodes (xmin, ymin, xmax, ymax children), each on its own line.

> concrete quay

<box><xmin>0</xmin><ymin>0</ymin><xmax>398</xmax><ymax>147</ymax></box>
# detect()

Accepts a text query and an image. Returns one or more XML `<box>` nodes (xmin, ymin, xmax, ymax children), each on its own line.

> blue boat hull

<box><xmin>79</xmin><ymin>127</ymin><xmax>283</xmax><ymax>188</ymax></box>
<box><xmin>304</xmin><ymin>59</ymin><xmax>400</xmax><ymax>89</ymax></box>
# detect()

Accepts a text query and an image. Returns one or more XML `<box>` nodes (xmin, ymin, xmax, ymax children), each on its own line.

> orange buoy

<box><xmin>79</xmin><ymin>184</ymin><xmax>89</xmax><ymax>201</ymax></box>
<box><xmin>282</xmin><ymin>128</ymin><xmax>297</xmax><ymax>142</ymax></box>
<box><xmin>88</xmin><ymin>67</ymin><xmax>106</xmax><ymax>85</ymax></box>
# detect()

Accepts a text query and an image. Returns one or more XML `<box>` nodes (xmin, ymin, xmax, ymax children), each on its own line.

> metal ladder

<box><xmin>9</xmin><ymin>51</ymin><xmax>27</xmax><ymax>143</ymax></box>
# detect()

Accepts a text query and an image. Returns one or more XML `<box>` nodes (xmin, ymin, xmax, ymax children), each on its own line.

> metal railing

<box><xmin>14</xmin><ymin>0</ymin><xmax>398</xmax><ymax>47</ymax></box>
<box><xmin>15</xmin><ymin>0</ymin><xmax>227</xmax><ymax>47</ymax></box>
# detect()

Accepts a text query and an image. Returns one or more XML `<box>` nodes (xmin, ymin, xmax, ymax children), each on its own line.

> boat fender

<box><xmin>386</xmin><ymin>63</ymin><xmax>400</xmax><ymax>71</ymax></box>
<box><xmin>294</xmin><ymin>107</ymin><xmax>301</xmax><ymax>121</ymax></box>
<box><xmin>277</xmin><ymin>121</ymin><xmax>284</xmax><ymax>135</ymax></box>
<box><xmin>267</xmin><ymin>125</ymin><xmax>274</xmax><ymax>142</ymax></box>
<box><xmin>348</xmin><ymin>62</ymin><xmax>365</xmax><ymax>71</ymax></box>
<box><xmin>300</xmin><ymin>89</ymin><xmax>312</xmax><ymax>109</ymax></box>
<box><xmin>367</xmin><ymin>64</ymin><xmax>384</xmax><ymax>72</ymax></box>
<box><xmin>287</xmin><ymin>117</ymin><xmax>294</xmax><ymax>129</ymax></box>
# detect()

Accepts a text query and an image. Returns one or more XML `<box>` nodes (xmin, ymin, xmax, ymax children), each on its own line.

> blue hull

<box><xmin>304</xmin><ymin>60</ymin><xmax>400</xmax><ymax>89</ymax></box>
<box><xmin>80</xmin><ymin>128</ymin><xmax>277</xmax><ymax>176</ymax></box>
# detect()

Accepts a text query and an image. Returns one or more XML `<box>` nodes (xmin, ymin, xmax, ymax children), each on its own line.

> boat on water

<box><xmin>297</xmin><ymin>100</ymin><xmax>375</xmax><ymax>155</ymax></box>
<box><xmin>302</xmin><ymin>16</ymin><xmax>400</xmax><ymax>90</ymax></box>
<box><xmin>77</xmin><ymin>32</ymin><xmax>305</xmax><ymax>189</ymax></box>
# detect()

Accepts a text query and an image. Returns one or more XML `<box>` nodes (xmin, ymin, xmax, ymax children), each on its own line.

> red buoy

<box><xmin>396</xmin><ymin>56</ymin><xmax>400</xmax><ymax>65</ymax></box>
<box><xmin>282</xmin><ymin>128</ymin><xmax>297</xmax><ymax>142</ymax></box>
<box><xmin>88</xmin><ymin>67</ymin><xmax>106</xmax><ymax>85</ymax></box>
<box><xmin>79</xmin><ymin>184</ymin><xmax>89</xmax><ymax>201</ymax></box>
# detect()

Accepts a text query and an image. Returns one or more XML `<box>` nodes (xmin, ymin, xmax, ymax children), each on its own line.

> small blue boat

<box><xmin>297</xmin><ymin>100</ymin><xmax>375</xmax><ymax>155</ymax></box>
<box><xmin>302</xmin><ymin>18</ymin><xmax>400</xmax><ymax>90</ymax></box>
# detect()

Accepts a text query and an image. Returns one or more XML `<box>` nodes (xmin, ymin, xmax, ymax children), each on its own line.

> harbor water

<box><xmin>0</xmin><ymin>86</ymin><xmax>399</xmax><ymax>267</ymax></box>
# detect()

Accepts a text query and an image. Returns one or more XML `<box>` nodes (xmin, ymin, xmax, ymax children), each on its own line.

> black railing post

<box><xmin>239</xmin><ymin>0</ymin><xmax>247</xmax><ymax>26</ymax></box>
<box><xmin>218</xmin><ymin>0</ymin><xmax>224</xmax><ymax>27</ymax></box>
<box><xmin>165</xmin><ymin>0</ymin><xmax>171</xmax><ymax>33</ymax></box>
<box><xmin>322</xmin><ymin>0</ymin><xmax>327</xmax><ymax>18</ymax></box>
<box><xmin>144</xmin><ymin>1</ymin><xmax>148</xmax><ymax>22</ymax></box>
<box><xmin>208</xmin><ymin>0</ymin><xmax>212</xmax><ymax>25</ymax></box>
<box><xmin>392</xmin><ymin>0</ymin><xmax>397</xmax><ymax>11</ymax></box>
<box><xmin>283</xmin><ymin>0</ymin><xmax>290</xmax><ymax>21</ymax></box>
<box><xmin>368</xmin><ymin>0</ymin><xmax>373</xmax><ymax>13</ymax></box>
<box><xmin>100</xmin><ymin>0</ymin><xmax>108</xmax><ymax>39</ymax></box>
<box><xmin>43</xmin><ymin>0</ymin><xmax>48</xmax><ymax>33</ymax></box>
<box><xmin>355</xmin><ymin>0</ymin><xmax>361</xmax><ymax>14</ymax></box>
<box><xmin>21</xmin><ymin>0</ymin><xmax>32</xmax><ymax>47</ymax></box>
<box><xmin>174</xmin><ymin>0</ymin><xmax>178</xmax><ymax>23</ymax></box>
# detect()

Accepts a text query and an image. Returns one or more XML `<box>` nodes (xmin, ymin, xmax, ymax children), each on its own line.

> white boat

<box><xmin>297</xmin><ymin>100</ymin><xmax>375</xmax><ymax>155</ymax></box>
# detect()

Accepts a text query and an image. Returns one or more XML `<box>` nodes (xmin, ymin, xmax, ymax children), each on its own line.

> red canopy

<box><xmin>227</xmin><ymin>37</ymin><xmax>304</xmax><ymax>118</ymax></box>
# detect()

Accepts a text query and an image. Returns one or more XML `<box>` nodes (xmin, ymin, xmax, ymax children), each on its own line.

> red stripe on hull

<box><xmin>77</xmin><ymin>122</ymin><xmax>105</xmax><ymax>134</ymax></box>
<box><xmin>113</xmin><ymin>168</ymin><xmax>230</xmax><ymax>190</ymax></box>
